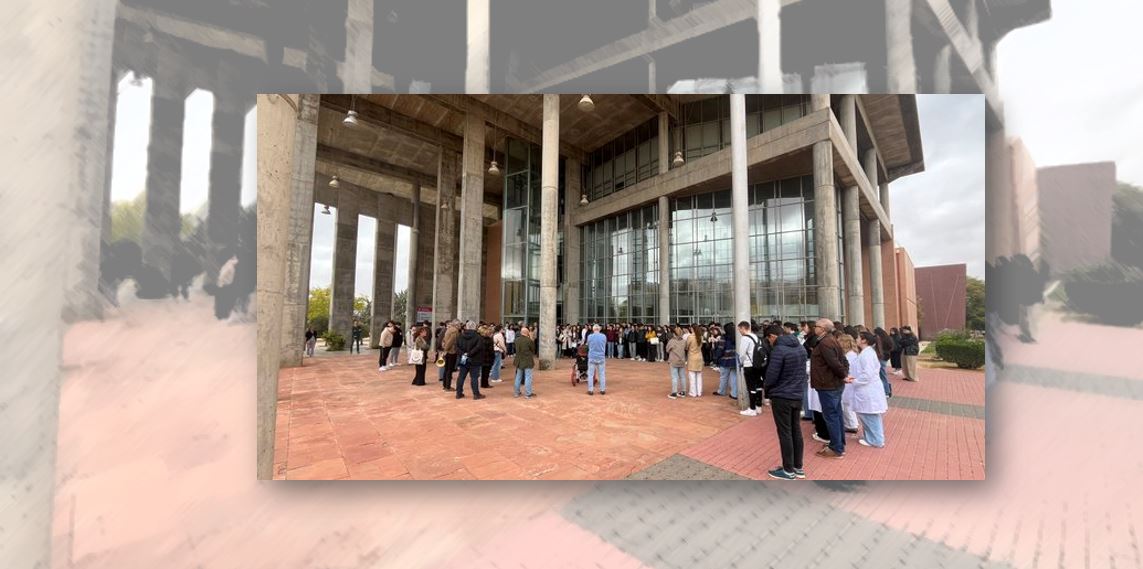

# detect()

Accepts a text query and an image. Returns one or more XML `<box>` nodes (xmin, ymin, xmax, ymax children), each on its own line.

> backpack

<box><xmin>745</xmin><ymin>334</ymin><xmax>768</xmax><ymax>369</ymax></box>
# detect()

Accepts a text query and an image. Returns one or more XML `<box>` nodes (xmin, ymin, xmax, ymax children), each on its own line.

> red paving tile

<box><xmin>277</xmin><ymin>352</ymin><xmax>985</xmax><ymax>480</ymax></box>
<box><xmin>1003</xmin><ymin>308</ymin><xmax>1143</xmax><ymax>382</ymax></box>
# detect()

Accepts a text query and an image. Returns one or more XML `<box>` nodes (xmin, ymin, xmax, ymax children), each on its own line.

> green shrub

<box><xmin>322</xmin><ymin>331</ymin><xmax>346</xmax><ymax>351</ymax></box>
<box><xmin>934</xmin><ymin>329</ymin><xmax>971</xmax><ymax>343</ymax></box>
<box><xmin>935</xmin><ymin>338</ymin><xmax>985</xmax><ymax>369</ymax></box>
<box><xmin>1064</xmin><ymin>262</ymin><xmax>1143</xmax><ymax>327</ymax></box>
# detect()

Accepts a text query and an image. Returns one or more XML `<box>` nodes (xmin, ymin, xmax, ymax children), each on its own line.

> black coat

<box><xmin>898</xmin><ymin>333</ymin><xmax>920</xmax><ymax>356</ymax></box>
<box><xmin>764</xmin><ymin>335</ymin><xmax>809</xmax><ymax>401</ymax></box>
<box><xmin>455</xmin><ymin>330</ymin><xmax>483</xmax><ymax>364</ymax></box>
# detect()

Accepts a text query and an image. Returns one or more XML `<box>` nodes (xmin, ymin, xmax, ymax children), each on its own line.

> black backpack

<box><xmin>746</xmin><ymin>334</ymin><xmax>768</xmax><ymax>369</ymax></box>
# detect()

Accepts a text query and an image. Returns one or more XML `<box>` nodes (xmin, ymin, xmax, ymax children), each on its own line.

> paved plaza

<box><xmin>273</xmin><ymin>351</ymin><xmax>984</xmax><ymax>481</ymax></box>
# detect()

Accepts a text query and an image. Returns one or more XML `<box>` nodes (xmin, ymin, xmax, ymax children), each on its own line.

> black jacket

<box><xmin>456</xmin><ymin>330</ymin><xmax>482</xmax><ymax>365</ymax></box>
<box><xmin>478</xmin><ymin>335</ymin><xmax>494</xmax><ymax>366</ymax></box>
<box><xmin>764</xmin><ymin>334</ymin><xmax>809</xmax><ymax>401</ymax></box>
<box><xmin>803</xmin><ymin>333</ymin><xmax>819</xmax><ymax>360</ymax></box>
<box><xmin>898</xmin><ymin>332</ymin><xmax>919</xmax><ymax>356</ymax></box>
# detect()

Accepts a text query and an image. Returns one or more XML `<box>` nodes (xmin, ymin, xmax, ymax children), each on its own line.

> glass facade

<box><xmin>584</xmin><ymin>117</ymin><xmax>660</xmax><ymax>201</ymax></box>
<box><xmin>579</xmin><ymin>204</ymin><xmax>660</xmax><ymax>324</ymax></box>
<box><xmin>500</xmin><ymin>137</ymin><xmax>564</xmax><ymax>325</ymax></box>
<box><xmin>669</xmin><ymin>95</ymin><xmax>810</xmax><ymax>165</ymax></box>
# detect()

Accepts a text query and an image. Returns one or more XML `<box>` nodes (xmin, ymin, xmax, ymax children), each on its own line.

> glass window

<box><xmin>763</xmin><ymin>108</ymin><xmax>781</xmax><ymax>131</ymax></box>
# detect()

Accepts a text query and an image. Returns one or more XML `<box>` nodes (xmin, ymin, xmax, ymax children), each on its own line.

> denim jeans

<box><xmin>879</xmin><ymin>359</ymin><xmax>892</xmax><ymax>397</ymax></box>
<box><xmin>669</xmin><ymin>366</ymin><xmax>685</xmax><ymax>393</ymax></box>
<box><xmin>514</xmin><ymin>367</ymin><xmax>534</xmax><ymax>396</ymax></box>
<box><xmin>816</xmin><ymin>388</ymin><xmax>846</xmax><ymax>454</ymax></box>
<box><xmin>587</xmin><ymin>359</ymin><xmax>607</xmax><ymax>392</ymax></box>
<box><xmin>489</xmin><ymin>351</ymin><xmax>503</xmax><ymax>380</ymax></box>
<box><xmin>717</xmin><ymin>366</ymin><xmax>738</xmax><ymax>397</ymax></box>
<box><xmin>617</xmin><ymin>342</ymin><xmax>625</xmax><ymax>359</ymax></box>
<box><xmin>456</xmin><ymin>364</ymin><xmax>482</xmax><ymax>397</ymax></box>
<box><xmin>607</xmin><ymin>341</ymin><xmax>616</xmax><ymax>358</ymax></box>
<box><xmin>857</xmin><ymin>413</ymin><xmax>885</xmax><ymax>447</ymax></box>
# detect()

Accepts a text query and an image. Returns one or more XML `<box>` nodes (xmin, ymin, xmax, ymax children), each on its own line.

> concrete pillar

<box><xmin>757</xmin><ymin>0</ymin><xmax>783</xmax><ymax>93</ymax></box>
<box><xmin>372</xmin><ymin>212</ymin><xmax>396</xmax><ymax>347</ymax></box>
<box><xmin>457</xmin><ymin>111</ymin><xmax>485</xmax><ymax>321</ymax></box>
<box><xmin>935</xmin><ymin>45</ymin><xmax>952</xmax><ymax>94</ymax></box>
<box><xmin>867</xmin><ymin>220</ymin><xmax>886</xmax><ymax>328</ymax></box>
<box><xmin>405</xmin><ymin>184</ymin><xmax>422</xmax><ymax>328</ymax></box>
<box><xmin>839</xmin><ymin>94</ymin><xmax>857</xmax><ymax>152</ymax></box>
<box><xmin>813</xmin><ymin>140</ymin><xmax>842</xmax><ymax>320</ymax></box>
<box><xmin>564</xmin><ymin>158</ymin><xmax>582</xmax><ymax>324</ymax></box>
<box><xmin>279</xmin><ymin>95</ymin><xmax>320</xmax><ymax>368</ymax></box>
<box><xmin>207</xmin><ymin>92</ymin><xmax>247</xmax><ymax>277</ymax></box>
<box><xmin>538</xmin><ymin>94</ymin><xmax>560</xmax><ymax>368</ymax></box>
<box><xmin>330</xmin><ymin>187</ymin><xmax>360</xmax><ymax>341</ymax></box>
<box><xmin>658</xmin><ymin>112</ymin><xmax>670</xmax><ymax>174</ymax></box>
<box><xmin>842</xmin><ymin>186</ymin><xmax>865</xmax><ymax>326</ymax></box>
<box><xmin>466</xmin><ymin>0</ymin><xmax>490</xmax><ymax>93</ymax></box>
<box><xmin>432</xmin><ymin>150</ymin><xmax>459</xmax><ymax>328</ymax></box>
<box><xmin>658</xmin><ymin>195</ymin><xmax>670</xmax><ymax>324</ymax></box>
<box><xmin>863</xmin><ymin>147</ymin><xmax>879</xmax><ymax>190</ymax></box>
<box><xmin>730</xmin><ymin>95</ymin><xmax>751</xmax><ymax>411</ymax></box>
<box><xmin>343</xmin><ymin>0</ymin><xmax>374</xmax><ymax>92</ymax></box>
<box><xmin>885</xmin><ymin>0</ymin><xmax>917</xmax><ymax>92</ymax></box>
<box><xmin>879</xmin><ymin>182</ymin><xmax>891</xmax><ymax>216</ymax></box>
<box><xmin>141</xmin><ymin>79</ymin><xmax>186</xmax><ymax>281</ymax></box>
<box><xmin>646</xmin><ymin>55</ymin><xmax>656</xmax><ymax>93</ymax></box>
<box><xmin>256</xmin><ymin>93</ymin><xmax>303</xmax><ymax>480</ymax></box>
<box><xmin>810</xmin><ymin>94</ymin><xmax>830</xmax><ymax>112</ymax></box>
<box><xmin>966</xmin><ymin>0</ymin><xmax>979</xmax><ymax>41</ymax></box>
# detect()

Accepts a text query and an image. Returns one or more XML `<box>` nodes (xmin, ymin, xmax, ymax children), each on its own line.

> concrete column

<box><xmin>966</xmin><ymin>0</ymin><xmax>980</xmax><ymax>41</ymax></box>
<box><xmin>466</xmin><ymin>0</ymin><xmax>490</xmax><ymax>93</ymax></box>
<box><xmin>839</xmin><ymin>94</ymin><xmax>857</xmax><ymax>152</ymax></box>
<box><xmin>842</xmin><ymin>186</ymin><xmax>865</xmax><ymax>326</ymax></box>
<box><xmin>813</xmin><ymin>140</ymin><xmax>842</xmax><ymax>320</ymax></box>
<box><xmin>879</xmin><ymin>182</ymin><xmax>891</xmax><ymax>216</ymax></box>
<box><xmin>863</xmin><ymin>147</ymin><xmax>879</xmax><ymax>190</ymax></box>
<box><xmin>564</xmin><ymin>158</ymin><xmax>582</xmax><ymax>324</ymax></box>
<box><xmin>405</xmin><ymin>183</ymin><xmax>422</xmax><ymax>328</ymax></box>
<box><xmin>457</xmin><ymin>111</ymin><xmax>485</xmax><ymax>321</ymax></box>
<box><xmin>142</xmin><ymin>80</ymin><xmax>187</xmax><ymax>281</ymax></box>
<box><xmin>658</xmin><ymin>195</ymin><xmax>670</xmax><ymax>324</ymax></box>
<box><xmin>810</xmin><ymin>94</ymin><xmax>830</xmax><ymax>112</ymax></box>
<box><xmin>372</xmin><ymin>212</ymin><xmax>396</xmax><ymax>347</ymax></box>
<box><xmin>658</xmin><ymin>112</ymin><xmax>670</xmax><ymax>174</ymax></box>
<box><xmin>867</xmin><ymin>220</ymin><xmax>886</xmax><ymax>328</ymax></box>
<box><xmin>329</xmin><ymin>187</ymin><xmax>360</xmax><ymax>341</ymax></box>
<box><xmin>538</xmin><ymin>94</ymin><xmax>560</xmax><ymax>368</ymax></box>
<box><xmin>343</xmin><ymin>0</ymin><xmax>374</xmax><ymax>92</ymax></box>
<box><xmin>757</xmin><ymin>0</ymin><xmax>783</xmax><ymax>93</ymax></box>
<box><xmin>646</xmin><ymin>55</ymin><xmax>656</xmax><ymax>93</ymax></box>
<box><xmin>432</xmin><ymin>150</ymin><xmax>459</xmax><ymax>327</ymax></box>
<box><xmin>885</xmin><ymin>0</ymin><xmax>917</xmax><ymax>92</ymax></box>
<box><xmin>279</xmin><ymin>95</ymin><xmax>320</xmax><ymax>368</ymax></box>
<box><xmin>935</xmin><ymin>45</ymin><xmax>952</xmax><ymax>94</ymax></box>
<box><xmin>207</xmin><ymin>94</ymin><xmax>247</xmax><ymax>277</ymax></box>
<box><xmin>730</xmin><ymin>95</ymin><xmax>751</xmax><ymax>411</ymax></box>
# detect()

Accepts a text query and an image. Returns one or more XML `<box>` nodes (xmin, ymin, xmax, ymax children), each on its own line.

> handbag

<box><xmin>649</xmin><ymin>337</ymin><xmax>660</xmax><ymax>345</ymax></box>
<box><xmin>408</xmin><ymin>348</ymin><xmax>424</xmax><ymax>365</ymax></box>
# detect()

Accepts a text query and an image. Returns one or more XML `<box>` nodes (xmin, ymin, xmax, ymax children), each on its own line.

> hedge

<box><xmin>934</xmin><ymin>338</ymin><xmax>985</xmax><ymax>369</ymax></box>
<box><xmin>1064</xmin><ymin>262</ymin><xmax>1143</xmax><ymax>327</ymax></box>
<box><xmin>322</xmin><ymin>331</ymin><xmax>346</xmax><ymax>351</ymax></box>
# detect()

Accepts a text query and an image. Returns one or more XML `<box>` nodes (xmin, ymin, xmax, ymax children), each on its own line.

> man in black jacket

<box><xmin>763</xmin><ymin>326</ymin><xmax>808</xmax><ymax>480</ymax></box>
<box><xmin>810</xmin><ymin>318</ymin><xmax>850</xmax><ymax>458</ymax></box>
<box><xmin>454</xmin><ymin>320</ymin><xmax>485</xmax><ymax>400</ymax></box>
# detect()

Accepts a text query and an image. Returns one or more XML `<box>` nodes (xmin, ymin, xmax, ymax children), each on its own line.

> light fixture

<box><xmin>488</xmin><ymin>160</ymin><xmax>500</xmax><ymax>176</ymax></box>
<box><xmin>618</xmin><ymin>247</ymin><xmax>624</xmax><ymax>254</ymax></box>
<box><xmin>580</xmin><ymin>193</ymin><xmax>589</xmax><ymax>206</ymax></box>
<box><xmin>710</xmin><ymin>211</ymin><xmax>718</xmax><ymax>223</ymax></box>
<box><xmin>672</xmin><ymin>150</ymin><xmax>685</xmax><ymax>167</ymax></box>
<box><xmin>321</xmin><ymin>204</ymin><xmax>332</xmax><ymax>215</ymax></box>
<box><xmin>329</xmin><ymin>175</ymin><xmax>340</xmax><ymax>188</ymax></box>
<box><xmin>578</xmin><ymin>94</ymin><xmax>595</xmax><ymax>112</ymax></box>
<box><xmin>343</xmin><ymin>95</ymin><xmax>359</xmax><ymax>127</ymax></box>
<box><xmin>488</xmin><ymin>123</ymin><xmax>501</xmax><ymax>175</ymax></box>
<box><xmin>129</xmin><ymin>72</ymin><xmax>144</xmax><ymax>87</ymax></box>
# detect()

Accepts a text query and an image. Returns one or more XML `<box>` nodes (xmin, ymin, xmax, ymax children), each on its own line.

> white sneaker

<box><xmin>378</xmin><ymin>366</ymin><xmax>385</xmax><ymax>372</ymax></box>
<box><xmin>763</xmin><ymin>399</ymin><xmax>771</xmax><ymax>406</ymax></box>
<box><xmin>739</xmin><ymin>408</ymin><xmax>758</xmax><ymax>416</ymax></box>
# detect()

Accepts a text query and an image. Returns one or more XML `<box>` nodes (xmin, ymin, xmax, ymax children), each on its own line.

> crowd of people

<box><xmin>350</xmin><ymin>316</ymin><xmax>921</xmax><ymax>480</ymax></box>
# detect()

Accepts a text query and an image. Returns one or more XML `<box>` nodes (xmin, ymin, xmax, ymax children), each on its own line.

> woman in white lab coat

<box><xmin>846</xmin><ymin>332</ymin><xmax>889</xmax><ymax>448</ymax></box>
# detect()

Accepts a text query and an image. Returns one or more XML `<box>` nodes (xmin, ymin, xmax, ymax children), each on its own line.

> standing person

<box><xmin>410</xmin><ymin>326</ymin><xmax>429</xmax><ymax>386</ymax></box>
<box><xmin>490</xmin><ymin>325</ymin><xmax>506</xmax><ymax>383</ymax></box>
<box><xmin>378</xmin><ymin>321</ymin><xmax>395</xmax><ymax>372</ymax></box>
<box><xmin>707</xmin><ymin>326</ymin><xmax>722</xmax><ymax>369</ymax></box>
<box><xmin>700</xmin><ymin>326</ymin><xmax>713</xmax><ymax>367</ymax></box>
<box><xmin>837</xmin><ymin>334</ymin><xmax>862</xmax><ymax>436</ymax></box>
<box><xmin>801</xmin><ymin>323</ymin><xmax>820</xmax><ymax>421</ymax></box>
<box><xmin>513</xmin><ymin>326</ymin><xmax>536</xmax><ymax>398</ymax></box>
<box><xmin>505</xmin><ymin>325</ymin><xmax>516</xmax><ymax>357</ymax></box>
<box><xmin>645</xmin><ymin>326</ymin><xmax>659</xmax><ymax>363</ymax></box>
<box><xmin>441</xmin><ymin>320</ymin><xmax>460</xmax><ymax>391</ymax></box>
<box><xmin>616</xmin><ymin>325</ymin><xmax>626</xmax><ymax>359</ymax></box>
<box><xmin>897</xmin><ymin>326</ymin><xmax>920</xmax><ymax>381</ymax></box>
<box><xmin>763</xmin><ymin>324</ymin><xmax>808</xmax><ymax>480</ymax></box>
<box><xmin>889</xmin><ymin>327</ymin><xmax>903</xmax><ymax>373</ymax></box>
<box><xmin>873</xmin><ymin>327</ymin><xmax>894</xmax><ymax>398</ymax></box>
<box><xmin>665</xmin><ymin>327</ymin><xmax>687</xmax><ymax>399</ymax></box>
<box><xmin>454</xmin><ymin>320</ymin><xmax>485</xmax><ymax>400</ymax></box>
<box><xmin>304</xmin><ymin>327</ymin><xmax>317</xmax><ymax>357</ymax></box>
<box><xmin>850</xmin><ymin>332</ymin><xmax>889</xmax><ymax>448</ymax></box>
<box><xmin>633</xmin><ymin>325</ymin><xmax>647</xmax><ymax>362</ymax></box>
<box><xmin>626</xmin><ymin>325</ymin><xmax>638</xmax><ymax>361</ymax></box>
<box><xmin>809</xmin><ymin>318</ymin><xmax>851</xmax><ymax>459</ymax></box>
<box><xmin>605</xmin><ymin>325</ymin><xmax>617</xmax><ymax>359</ymax></box>
<box><xmin>389</xmin><ymin>323</ymin><xmax>404</xmax><ymax>366</ymax></box>
<box><xmin>685</xmin><ymin>325</ymin><xmax>705</xmax><ymax>397</ymax></box>
<box><xmin>585</xmin><ymin>324</ymin><xmax>608</xmax><ymax>395</ymax></box>
<box><xmin>737</xmin><ymin>321</ymin><xmax>764</xmax><ymax>416</ymax></box>
<box><xmin>714</xmin><ymin>322</ymin><xmax>739</xmax><ymax>399</ymax></box>
<box><xmin>478</xmin><ymin>325</ymin><xmax>495</xmax><ymax>389</ymax></box>
<box><xmin>351</xmin><ymin>320</ymin><xmax>364</xmax><ymax>354</ymax></box>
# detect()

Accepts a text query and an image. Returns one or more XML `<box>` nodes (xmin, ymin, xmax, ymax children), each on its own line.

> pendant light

<box><xmin>343</xmin><ymin>95</ymin><xmax>359</xmax><ymax>127</ymax></box>
<box><xmin>579</xmin><ymin>193</ymin><xmax>589</xmax><ymax>205</ymax></box>
<box><xmin>578</xmin><ymin>94</ymin><xmax>595</xmax><ymax>112</ymax></box>
<box><xmin>329</xmin><ymin>175</ymin><xmax>340</xmax><ymax>188</ymax></box>
<box><xmin>487</xmin><ymin>123</ymin><xmax>500</xmax><ymax>175</ymax></box>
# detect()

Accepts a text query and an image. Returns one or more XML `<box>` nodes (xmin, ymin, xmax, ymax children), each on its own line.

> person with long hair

<box><xmin>889</xmin><ymin>327</ymin><xmax>903</xmax><ymax>372</ymax></box>
<box><xmin>685</xmin><ymin>324</ymin><xmax>705</xmax><ymax>397</ymax></box>
<box><xmin>897</xmin><ymin>326</ymin><xmax>920</xmax><ymax>381</ymax></box>
<box><xmin>410</xmin><ymin>326</ymin><xmax>429</xmax><ymax>386</ymax></box>
<box><xmin>873</xmin><ymin>327</ymin><xmax>893</xmax><ymax>398</ymax></box>
<box><xmin>714</xmin><ymin>322</ymin><xmax>739</xmax><ymax>399</ymax></box>
<box><xmin>665</xmin><ymin>326</ymin><xmax>687</xmax><ymax>399</ymax></box>
<box><xmin>849</xmin><ymin>332</ymin><xmax>889</xmax><ymax>447</ymax></box>
<box><xmin>837</xmin><ymin>334</ymin><xmax>862</xmax><ymax>436</ymax></box>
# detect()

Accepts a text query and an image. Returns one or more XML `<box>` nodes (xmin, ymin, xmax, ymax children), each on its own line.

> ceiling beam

<box><xmin>423</xmin><ymin>95</ymin><xmax>587</xmax><ymax>162</ymax></box>
<box><xmin>631</xmin><ymin>94</ymin><xmax>679</xmax><ymax>120</ymax></box>
<box><xmin>322</xmin><ymin>95</ymin><xmax>464</xmax><ymax>154</ymax></box>
<box><xmin>316</xmin><ymin>143</ymin><xmax>437</xmax><ymax>188</ymax></box>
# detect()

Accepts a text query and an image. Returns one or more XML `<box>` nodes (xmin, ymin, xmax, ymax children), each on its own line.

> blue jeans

<box><xmin>857</xmin><ymin>413</ymin><xmax>885</xmax><ymax>447</ymax></box>
<box><xmin>816</xmin><ymin>388</ymin><xmax>846</xmax><ymax>454</ymax></box>
<box><xmin>456</xmin><ymin>364</ymin><xmax>482</xmax><ymax>397</ymax></box>
<box><xmin>617</xmin><ymin>343</ymin><xmax>625</xmax><ymax>359</ymax></box>
<box><xmin>669</xmin><ymin>366</ymin><xmax>685</xmax><ymax>393</ymax></box>
<box><xmin>607</xmin><ymin>341</ymin><xmax>616</xmax><ymax>358</ymax></box>
<box><xmin>717</xmin><ymin>366</ymin><xmax>738</xmax><ymax>397</ymax></box>
<box><xmin>514</xmin><ymin>367</ymin><xmax>534</xmax><ymax>396</ymax></box>
<box><xmin>587</xmin><ymin>359</ymin><xmax>607</xmax><ymax>392</ymax></box>
<box><xmin>489</xmin><ymin>352</ymin><xmax>503</xmax><ymax>380</ymax></box>
<box><xmin>879</xmin><ymin>359</ymin><xmax>892</xmax><ymax>397</ymax></box>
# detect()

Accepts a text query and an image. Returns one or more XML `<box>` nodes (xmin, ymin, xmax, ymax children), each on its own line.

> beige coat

<box><xmin>379</xmin><ymin>327</ymin><xmax>394</xmax><ymax>348</ymax></box>
<box><xmin>685</xmin><ymin>333</ymin><xmax>704</xmax><ymax>372</ymax></box>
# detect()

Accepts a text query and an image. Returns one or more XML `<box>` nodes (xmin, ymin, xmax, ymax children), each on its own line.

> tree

<box><xmin>1112</xmin><ymin>182</ymin><xmax>1143</xmax><ymax>268</ymax></box>
<box><xmin>392</xmin><ymin>289</ymin><xmax>408</xmax><ymax>324</ymax></box>
<box><xmin>966</xmin><ymin>276</ymin><xmax>986</xmax><ymax>331</ymax></box>
<box><xmin>109</xmin><ymin>193</ymin><xmax>145</xmax><ymax>243</ymax></box>
<box><xmin>353</xmin><ymin>295</ymin><xmax>372</xmax><ymax>333</ymax></box>
<box><xmin>307</xmin><ymin>287</ymin><xmax>330</xmax><ymax>333</ymax></box>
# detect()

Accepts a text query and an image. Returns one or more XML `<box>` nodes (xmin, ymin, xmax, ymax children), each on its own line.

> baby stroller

<box><xmin>570</xmin><ymin>344</ymin><xmax>589</xmax><ymax>386</ymax></box>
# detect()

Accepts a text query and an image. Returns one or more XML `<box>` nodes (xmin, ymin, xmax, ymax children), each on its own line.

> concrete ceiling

<box><xmin>860</xmin><ymin>95</ymin><xmax>924</xmax><ymax>181</ymax></box>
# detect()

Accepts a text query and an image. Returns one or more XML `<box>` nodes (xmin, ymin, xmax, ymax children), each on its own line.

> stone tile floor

<box><xmin>274</xmin><ymin>350</ymin><xmax>985</xmax><ymax>480</ymax></box>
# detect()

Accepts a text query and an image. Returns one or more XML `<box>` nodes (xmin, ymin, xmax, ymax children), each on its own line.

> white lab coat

<box><xmin>845</xmin><ymin>345</ymin><xmax>888</xmax><ymax>414</ymax></box>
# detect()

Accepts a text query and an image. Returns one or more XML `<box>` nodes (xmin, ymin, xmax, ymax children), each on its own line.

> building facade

<box><xmin>915</xmin><ymin>263</ymin><xmax>967</xmax><ymax>339</ymax></box>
